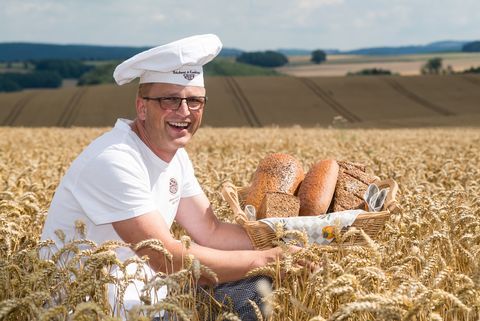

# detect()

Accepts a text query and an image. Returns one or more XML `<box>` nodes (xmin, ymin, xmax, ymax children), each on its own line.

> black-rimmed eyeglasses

<box><xmin>142</xmin><ymin>96</ymin><xmax>207</xmax><ymax>111</ymax></box>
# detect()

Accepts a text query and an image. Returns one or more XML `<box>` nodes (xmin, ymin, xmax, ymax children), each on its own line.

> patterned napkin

<box><xmin>259</xmin><ymin>209</ymin><xmax>365</xmax><ymax>244</ymax></box>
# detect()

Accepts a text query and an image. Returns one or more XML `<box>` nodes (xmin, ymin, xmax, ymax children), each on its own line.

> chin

<box><xmin>172</xmin><ymin>136</ymin><xmax>191</xmax><ymax>148</ymax></box>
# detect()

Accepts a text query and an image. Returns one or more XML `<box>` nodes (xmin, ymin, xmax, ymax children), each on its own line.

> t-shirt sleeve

<box><xmin>72</xmin><ymin>150</ymin><xmax>157</xmax><ymax>225</ymax></box>
<box><xmin>179</xmin><ymin>150</ymin><xmax>203</xmax><ymax>198</ymax></box>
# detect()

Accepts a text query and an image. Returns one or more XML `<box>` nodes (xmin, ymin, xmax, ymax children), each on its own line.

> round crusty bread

<box><xmin>298</xmin><ymin>159</ymin><xmax>339</xmax><ymax>216</ymax></box>
<box><xmin>245</xmin><ymin>153</ymin><xmax>305</xmax><ymax>212</ymax></box>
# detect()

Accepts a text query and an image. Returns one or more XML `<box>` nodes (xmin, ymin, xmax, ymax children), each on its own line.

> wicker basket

<box><xmin>221</xmin><ymin>179</ymin><xmax>400</xmax><ymax>249</ymax></box>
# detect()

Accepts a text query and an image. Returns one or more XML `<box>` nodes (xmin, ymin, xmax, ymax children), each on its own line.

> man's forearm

<box><xmin>142</xmin><ymin>239</ymin><xmax>280</xmax><ymax>284</ymax></box>
<box><xmin>198</xmin><ymin>221</ymin><xmax>254</xmax><ymax>251</ymax></box>
<box><xmin>113</xmin><ymin>208</ymin><xmax>276</xmax><ymax>285</ymax></box>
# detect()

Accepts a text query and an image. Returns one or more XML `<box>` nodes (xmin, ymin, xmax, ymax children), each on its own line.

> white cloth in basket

<box><xmin>259</xmin><ymin>210</ymin><xmax>365</xmax><ymax>244</ymax></box>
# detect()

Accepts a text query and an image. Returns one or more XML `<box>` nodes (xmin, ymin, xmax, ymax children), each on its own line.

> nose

<box><xmin>175</xmin><ymin>99</ymin><xmax>191</xmax><ymax>116</ymax></box>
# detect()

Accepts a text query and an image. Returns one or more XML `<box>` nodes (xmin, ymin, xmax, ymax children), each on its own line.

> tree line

<box><xmin>234</xmin><ymin>49</ymin><xmax>326</xmax><ymax>67</ymax></box>
<box><xmin>0</xmin><ymin>71</ymin><xmax>63</xmax><ymax>92</ymax></box>
<box><xmin>0</xmin><ymin>60</ymin><xmax>93</xmax><ymax>92</ymax></box>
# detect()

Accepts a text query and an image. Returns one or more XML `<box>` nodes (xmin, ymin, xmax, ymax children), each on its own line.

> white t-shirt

<box><xmin>40</xmin><ymin>118</ymin><xmax>203</xmax><ymax>316</ymax></box>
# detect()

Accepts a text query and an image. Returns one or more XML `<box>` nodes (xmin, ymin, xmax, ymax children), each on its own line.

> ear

<box><xmin>135</xmin><ymin>96</ymin><xmax>147</xmax><ymax>120</ymax></box>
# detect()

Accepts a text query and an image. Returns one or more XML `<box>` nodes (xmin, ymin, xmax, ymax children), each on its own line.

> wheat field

<box><xmin>0</xmin><ymin>126</ymin><xmax>479</xmax><ymax>321</ymax></box>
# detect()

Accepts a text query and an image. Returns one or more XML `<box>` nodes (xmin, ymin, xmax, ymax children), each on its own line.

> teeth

<box><xmin>169</xmin><ymin>122</ymin><xmax>189</xmax><ymax>128</ymax></box>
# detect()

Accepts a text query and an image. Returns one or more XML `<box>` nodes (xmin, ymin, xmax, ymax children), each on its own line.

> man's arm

<box><xmin>175</xmin><ymin>193</ymin><xmax>253</xmax><ymax>251</ymax></box>
<box><xmin>112</xmin><ymin>209</ymin><xmax>281</xmax><ymax>284</ymax></box>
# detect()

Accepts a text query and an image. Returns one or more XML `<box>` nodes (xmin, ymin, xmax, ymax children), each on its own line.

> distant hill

<box><xmin>0</xmin><ymin>43</ymin><xmax>243</xmax><ymax>62</ymax></box>
<box><xmin>343</xmin><ymin>41</ymin><xmax>470</xmax><ymax>55</ymax></box>
<box><xmin>277</xmin><ymin>49</ymin><xmax>312</xmax><ymax>56</ymax></box>
<box><xmin>277</xmin><ymin>48</ymin><xmax>341</xmax><ymax>56</ymax></box>
<box><xmin>276</xmin><ymin>41</ymin><xmax>471</xmax><ymax>56</ymax></box>
<box><xmin>0</xmin><ymin>40</ymin><xmax>475</xmax><ymax>62</ymax></box>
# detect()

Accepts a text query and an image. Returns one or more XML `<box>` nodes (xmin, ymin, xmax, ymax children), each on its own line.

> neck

<box><xmin>130</xmin><ymin>118</ymin><xmax>175</xmax><ymax>162</ymax></box>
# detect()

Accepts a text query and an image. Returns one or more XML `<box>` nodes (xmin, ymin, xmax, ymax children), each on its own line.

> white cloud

<box><xmin>353</xmin><ymin>5</ymin><xmax>410</xmax><ymax>29</ymax></box>
<box><xmin>298</xmin><ymin>0</ymin><xmax>344</xmax><ymax>9</ymax></box>
<box><xmin>150</xmin><ymin>13</ymin><xmax>166</xmax><ymax>22</ymax></box>
<box><xmin>3</xmin><ymin>0</ymin><xmax>66</xmax><ymax>16</ymax></box>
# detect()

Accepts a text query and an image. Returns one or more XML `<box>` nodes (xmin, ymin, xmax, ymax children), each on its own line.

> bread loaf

<box><xmin>298</xmin><ymin>159</ymin><xmax>339</xmax><ymax>215</ymax></box>
<box><xmin>257</xmin><ymin>192</ymin><xmax>300</xmax><ymax>219</ymax></box>
<box><xmin>245</xmin><ymin>153</ymin><xmax>304</xmax><ymax>212</ymax></box>
<box><xmin>329</xmin><ymin>161</ymin><xmax>378</xmax><ymax>212</ymax></box>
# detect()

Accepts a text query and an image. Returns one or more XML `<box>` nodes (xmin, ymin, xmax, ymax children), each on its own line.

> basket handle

<box><xmin>221</xmin><ymin>182</ymin><xmax>249</xmax><ymax>224</ymax></box>
<box><xmin>373</xmin><ymin>178</ymin><xmax>401</xmax><ymax>213</ymax></box>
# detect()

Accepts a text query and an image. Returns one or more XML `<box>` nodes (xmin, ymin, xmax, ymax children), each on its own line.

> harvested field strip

<box><xmin>218</xmin><ymin>80</ymin><xmax>244</xmax><ymax>123</ymax></box>
<box><xmin>225</xmin><ymin>77</ymin><xmax>262</xmax><ymax>127</ymax></box>
<box><xmin>2</xmin><ymin>92</ymin><xmax>38</xmax><ymax>126</ymax></box>
<box><xmin>383</xmin><ymin>78</ymin><xmax>455</xmax><ymax>116</ymax></box>
<box><xmin>233</xmin><ymin>76</ymin><xmax>338</xmax><ymax>127</ymax></box>
<box><xmin>298</xmin><ymin>77</ymin><xmax>362</xmax><ymax>123</ymax></box>
<box><xmin>71</xmin><ymin>83</ymin><xmax>137</xmax><ymax>127</ymax></box>
<box><xmin>310</xmin><ymin>76</ymin><xmax>436</xmax><ymax>122</ymax></box>
<box><xmin>460</xmin><ymin>75</ymin><xmax>480</xmax><ymax>87</ymax></box>
<box><xmin>57</xmin><ymin>87</ymin><xmax>87</xmax><ymax>127</ymax></box>
<box><xmin>389</xmin><ymin>76</ymin><xmax>480</xmax><ymax>116</ymax></box>
<box><xmin>12</xmin><ymin>88</ymin><xmax>78</xmax><ymax>127</ymax></box>
<box><xmin>224</xmin><ymin>77</ymin><xmax>251</xmax><ymax>126</ymax></box>
<box><xmin>201</xmin><ymin>77</ymin><xmax>250</xmax><ymax>126</ymax></box>
<box><xmin>1</xmin><ymin>75</ymin><xmax>479</xmax><ymax>128</ymax></box>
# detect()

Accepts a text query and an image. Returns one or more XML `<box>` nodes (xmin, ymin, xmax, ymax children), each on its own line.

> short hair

<box><xmin>137</xmin><ymin>83</ymin><xmax>154</xmax><ymax>98</ymax></box>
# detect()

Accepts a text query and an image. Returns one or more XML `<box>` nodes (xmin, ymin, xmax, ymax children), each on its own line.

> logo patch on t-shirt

<box><xmin>169</xmin><ymin>177</ymin><xmax>178</xmax><ymax>194</ymax></box>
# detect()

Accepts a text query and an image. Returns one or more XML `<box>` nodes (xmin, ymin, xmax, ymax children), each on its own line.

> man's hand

<box><xmin>255</xmin><ymin>245</ymin><xmax>318</xmax><ymax>276</ymax></box>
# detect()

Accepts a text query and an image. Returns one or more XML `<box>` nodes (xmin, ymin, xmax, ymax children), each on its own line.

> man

<box><xmin>40</xmin><ymin>34</ymin><xmax>282</xmax><ymax>320</ymax></box>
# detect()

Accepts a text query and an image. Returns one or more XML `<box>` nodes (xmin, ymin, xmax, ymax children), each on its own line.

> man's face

<box><xmin>136</xmin><ymin>83</ymin><xmax>205</xmax><ymax>157</ymax></box>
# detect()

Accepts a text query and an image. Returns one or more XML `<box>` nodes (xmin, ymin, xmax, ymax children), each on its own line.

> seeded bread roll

<box><xmin>245</xmin><ymin>153</ymin><xmax>304</xmax><ymax>213</ymax></box>
<box><xmin>257</xmin><ymin>192</ymin><xmax>300</xmax><ymax>219</ymax></box>
<box><xmin>298</xmin><ymin>159</ymin><xmax>339</xmax><ymax>215</ymax></box>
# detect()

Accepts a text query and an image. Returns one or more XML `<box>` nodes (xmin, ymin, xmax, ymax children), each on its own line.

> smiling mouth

<box><xmin>168</xmin><ymin>121</ymin><xmax>190</xmax><ymax>130</ymax></box>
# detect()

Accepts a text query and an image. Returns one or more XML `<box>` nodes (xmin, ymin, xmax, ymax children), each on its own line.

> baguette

<box><xmin>245</xmin><ymin>153</ymin><xmax>304</xmax><ymax>212</ymax></box>
<box><xmin>298</xmin><ymin>159</ymin><xmax>339</xmax><ymax>215</ymax></box>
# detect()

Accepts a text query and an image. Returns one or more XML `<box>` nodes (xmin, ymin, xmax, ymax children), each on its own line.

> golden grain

<box><xmin>0</xmin><ymin>127</ymin><xmax>479</xmax><ymax>320</ymax></box>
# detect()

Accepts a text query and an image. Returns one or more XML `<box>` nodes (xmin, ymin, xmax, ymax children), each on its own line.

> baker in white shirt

<box><xmin>40</xmin><ymin>34</ymin><xmax>286</xmax><ymax>320</ymax></box>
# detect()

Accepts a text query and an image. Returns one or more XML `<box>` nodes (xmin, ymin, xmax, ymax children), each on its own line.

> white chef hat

<box><xmin>113</xmin><ymin>34</ymin><xmax>222</xmax><ymax>87</ymax></box>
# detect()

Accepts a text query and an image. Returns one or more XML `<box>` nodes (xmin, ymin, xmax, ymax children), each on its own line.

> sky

<box><xmin>1</xmin><ymin>0</ymin><xmax>479</xmax><ymax>51</ymax></box>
